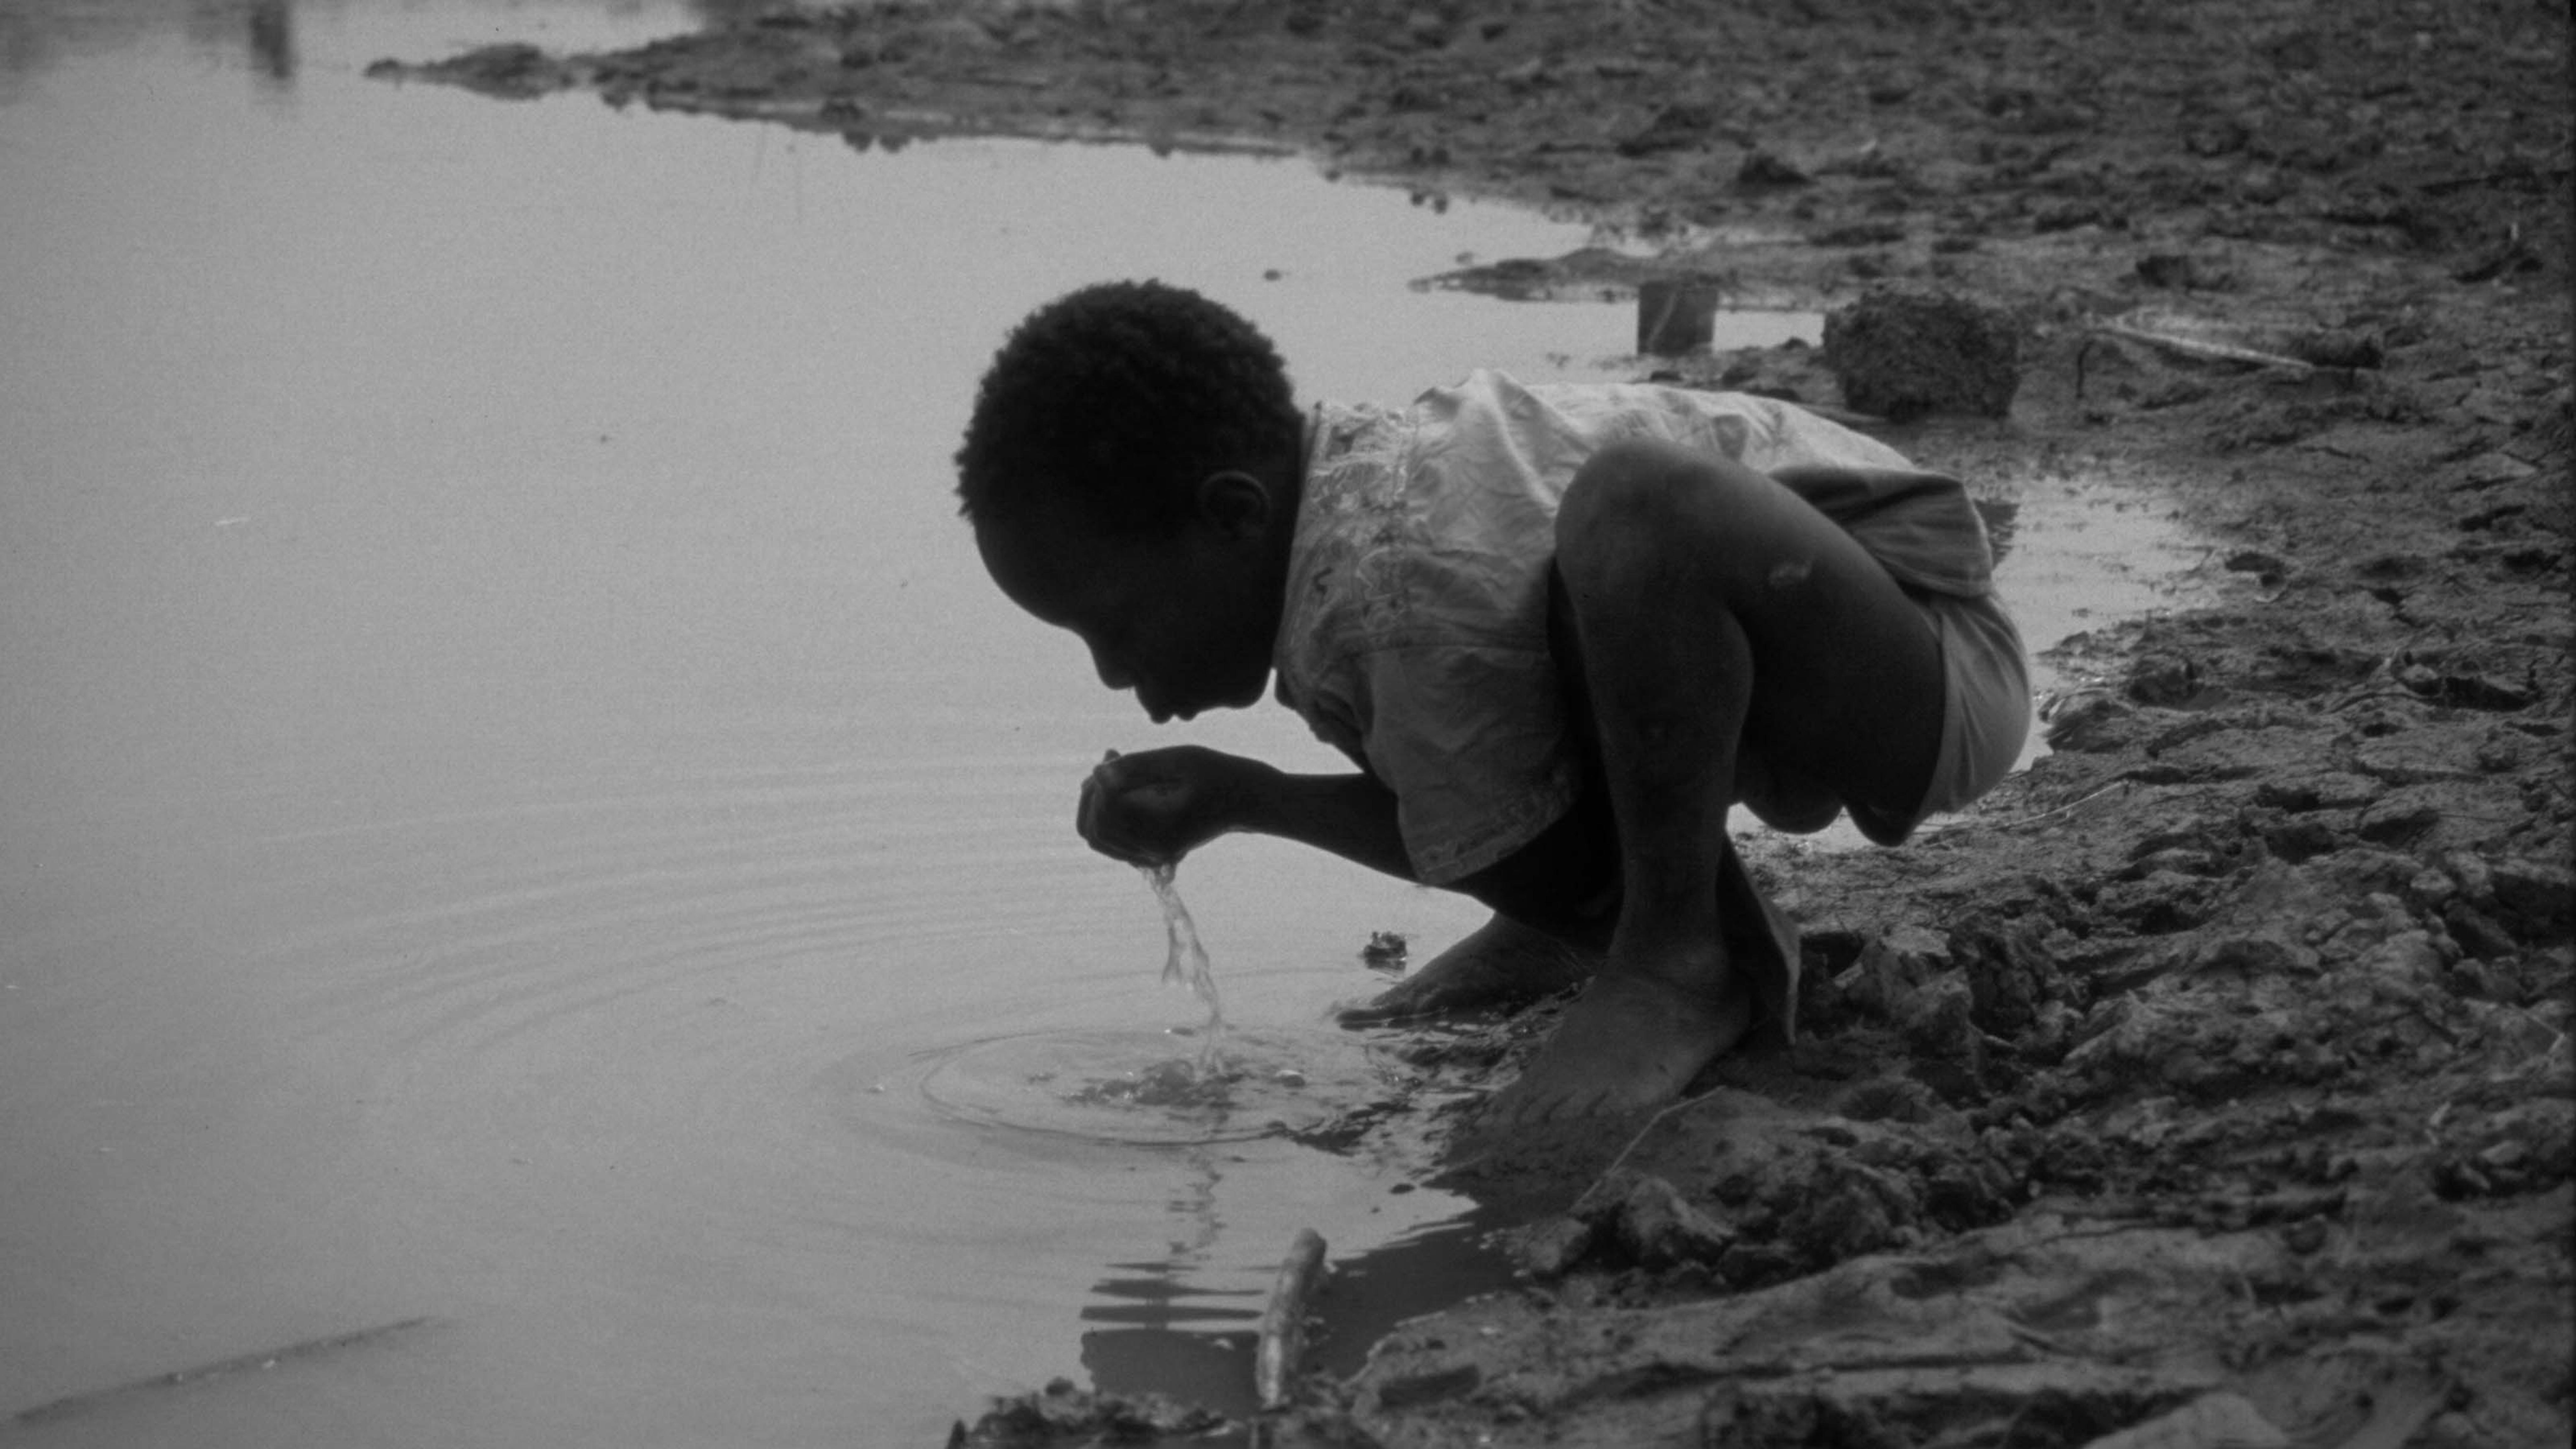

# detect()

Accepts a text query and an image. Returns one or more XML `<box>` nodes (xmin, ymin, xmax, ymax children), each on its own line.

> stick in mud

<box><xmin>9</xmin><ymin>1316</ymin><xmax>438</xmax><ymax>1426</ymax></box>
<box><xmin>1253</xmin><ymin>1228</ymin><xmax>1329</xmax><ymax>1412</ymax></box>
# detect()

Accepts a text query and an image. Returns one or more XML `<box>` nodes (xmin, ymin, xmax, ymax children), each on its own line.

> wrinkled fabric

<box><xmin>1272</xmin><ymin>369</ymin><xmax>2020</xmax><ymax>886</ymax></box>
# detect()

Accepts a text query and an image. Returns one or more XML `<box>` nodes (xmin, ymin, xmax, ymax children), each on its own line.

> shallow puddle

<box><xmin>0</xmin><ymin>3</ymin><xmax>2208</xmax><ymax>1444</ymax></box>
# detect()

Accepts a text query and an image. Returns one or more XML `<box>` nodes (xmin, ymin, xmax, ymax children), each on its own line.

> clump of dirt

<box><xmin>947</xmin><ymin>1376</ymin><xmax>1228</xmax><ymax>1447</ymax></box>
<box><xmin>1821</xmin><ymin>286</ymin><xmax>2023</xmax><ymax>420</ymax></box>
<box><xmin>378</xmin><ymin>3</ymin><xmax>2571</xmax><ymax>1446</ymax></box>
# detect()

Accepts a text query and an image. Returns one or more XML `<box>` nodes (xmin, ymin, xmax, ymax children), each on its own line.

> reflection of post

<box><xmin>1254</xmin><ymin>1228</ymin><xmax>1327</xmax><ymax>1410</ymax></box>
<box><xmin>1076</xmin><ymin>1152</ymin><xmax>1261</xmax><ymax>1411</ymax></box>
<box><xmin>1972</xmin><ymin>497</ymin><xmax>2021</xmax><ymax>568</ymax></box>
<box><xmin>1164</xmin><ymin>1146</ymin><xmax>1222</xmax><ymax>1259</ymax></box>
<box><xmin>1636</xmin><ymin>276</ymin><xmax>1722</xmax><ymax>356</ymax></box>
<box><xmin>247</xmin><ymin>0</ymin><xmax>294</xmax><ymax>85</ymax></box>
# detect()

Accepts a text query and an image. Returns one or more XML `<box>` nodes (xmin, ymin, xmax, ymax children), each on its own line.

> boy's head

<box><xmin>958</xmin><ymin>282</ymin><xmax>1307</xmax><ymax>723</ymax></box>
<box><xmin>955</xmin><ymin>279</ymin><xmax>1303</xmax><ymax>538</ymax></box>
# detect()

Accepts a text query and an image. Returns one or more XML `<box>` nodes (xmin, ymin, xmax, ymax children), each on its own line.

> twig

<box><xmin>1918</xmin><ymin>779</ymin><xmax>2134</xmax><ymax>838</ymax></box>
<box><xmin>1587</xmin><ymin>1086</ymin><xmax>1730</xmax><ymax>1195</ymax></box>
<box><xmin>2095</xmin><ymin>320</ymin><xmax>2315</xmax><ymax>372</ymax></box>
<box><xmin>13</xmin><ymin>1318</ymin><xmax>438</xmax><ymax>1426</ymax></box>
<box><xmin>2419</xmin><ymin>164</ymin><xmax>2574</xmax><ymax>195</ymax></box>
<box><xmin>1254</xmin><ymin>1229</ymin><xmax>1329</xmax><ymax>1411</ymax></box>
<box><xmin>2324</xmin><ymin>687</ymin><xmax>2428</xmax><ymax>713</ymax></box>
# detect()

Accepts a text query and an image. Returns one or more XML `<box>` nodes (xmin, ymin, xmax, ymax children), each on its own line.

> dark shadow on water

<box><xmin>1081</xmin><ymin>1256</ymin><xmax>1264</xmax><ymax>1417</ymax></box>
<box><xmin>1307</xmin><ymin>1211</ymin><xmax>1516</xmax><ymax>1379</ymax></box>
<box><xmin>245</xmin><ymin>0</ymin><xmax>291</xmax><ymax>85</ymax></box>
<box><xmin>1079</xmin><ymin>1208</ymin><xmax>1517</xmax><ymax>1416</ymax></box>
<box><xmin>1974</xmin><ymin>496</ymin><xmax>2020</xmax><ymax>565</ymax></box>
<box><xmin>1</xmin><ymin>0</ymin><xmax>296</xmax><ymax>93</ymax></box>
<box><xmin>1081</xmin><ymin>1328</ymin><xmax>1262</xmax><ymax>1419</ymax></box>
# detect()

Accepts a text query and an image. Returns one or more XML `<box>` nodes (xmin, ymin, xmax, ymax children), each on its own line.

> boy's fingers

<box><xmin>1078</xmin><ymin>766</ymin><xmax>1136</xmax><ymax>844</ymax></box>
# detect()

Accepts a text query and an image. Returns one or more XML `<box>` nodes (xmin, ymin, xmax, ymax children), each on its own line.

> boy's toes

<box><xmin>1333</xmin><ymin>978</ymin><xmax>1442</xmax><ymax>1026</ymax></box>
<box><xmin>1446</xmin><ymin>1099</ymin><xmax>1637</xmax><ymax>1181</ymax></box>
<box><xmin>1331</xmin><ymin>969</ymin><xmax>1537</xmax><ymax>1027</ymax></box>
<box><xmin>1475</xmin><ymin>1076</ymin><xmax>1612</xmax><ymax>1132</ymax></box>
<box><xmin>1473</xmin><ymin>1079</ymin><xmax>1559</xmax><ymax>1130</ymax></box>
<box><xmin>1471</xmin><ymin>971</ymin><xmax>1754</xmax><ymax>1127</ymax></box>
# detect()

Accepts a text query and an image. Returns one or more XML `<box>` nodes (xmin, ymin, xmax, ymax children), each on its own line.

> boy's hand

<box><xmin>1078</xmin><ymin>746</ymin><xmax>1265</xmax><ymax>866</ymax></box>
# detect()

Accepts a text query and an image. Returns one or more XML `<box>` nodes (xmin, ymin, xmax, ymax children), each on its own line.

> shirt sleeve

<box><xmin>1341</xmin><ymin>640</ymin><xmax>1580</xmax><ymax>886</ymax></box>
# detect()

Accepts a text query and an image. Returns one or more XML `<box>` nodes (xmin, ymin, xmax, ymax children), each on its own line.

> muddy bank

<box><xmin>374</xmin><ymin>4</ymin><xmax>2571</xmax><ymax>1446</ymax></box>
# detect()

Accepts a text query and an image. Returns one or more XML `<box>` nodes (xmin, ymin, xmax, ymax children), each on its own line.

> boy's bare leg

<box><xmin>1338</xmin><ymin>912</ymin><xmax>1595</xmax><ymax>1024</ymax></box>
<box><xmin>1481</xmin><ymin>439</ymin><xmax>1947</xmax><ymax>1124</ymax></box>
<box><xmin>1480</xmin><ymin>482</ymin><xmax>1757</xmax><ymax>1121</ymax></box>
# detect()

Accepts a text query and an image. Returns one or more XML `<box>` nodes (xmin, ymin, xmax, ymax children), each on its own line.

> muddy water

<box><xmin>0</xmin><ymin>4</ymin><xmax>2207</xmax><ymax>1445</ymax></box>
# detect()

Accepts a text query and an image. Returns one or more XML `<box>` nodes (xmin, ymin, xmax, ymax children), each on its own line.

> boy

<box><xmin>956</xmin><ymin>280</ymin><xmax>2028</xmax><ymax>1125</ymax></box>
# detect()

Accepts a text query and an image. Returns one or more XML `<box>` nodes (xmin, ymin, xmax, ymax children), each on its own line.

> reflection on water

<box><xmin>1975</xmin><ymin>496</ymin><xmax>2018</xmax><ymax>564</ymax></box>
<box><xmin>1309</xmin><ymin>1213</ymin><xmax>1518</xmax><ymax>1377</ymax></box>
<box><xmin>0</xmin><ymin>3</ymin><xmax>1620</xmax><ymax>1443</ymax></box>
<box><xmin>0</xmin><ymin>0</ymin><xmax>719</xmax><ymax>101</ymax></box>
<box><xmin>1078</xmin><ymin>1151</ymin><xmax>1266</xmax><ymax>1417</ymax></box>
<box><xmin>0</xmin><ymin>0</ymin><xmax>292</xmax><ymax>95</ymax></box>
<box><xmin>246</xmin><ymin>0</ymin><xmax>289</xmax><ymax>78</ymax></box>
<box><xmin>1073</xmin><ymin>1163</ymin><xmax>1521</xmax><ymax>1419</ymax></box>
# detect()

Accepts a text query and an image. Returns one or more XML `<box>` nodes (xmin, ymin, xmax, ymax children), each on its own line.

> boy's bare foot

<box><xmin>1336</xmin><ymin>913</ymin><xmax>1593</xmax><ymax>1025</ymax></box>
<box><xmin>1474</xmin><ymin>963</ymin><xmax>1754</xmax><ymax>1126</ymax></box>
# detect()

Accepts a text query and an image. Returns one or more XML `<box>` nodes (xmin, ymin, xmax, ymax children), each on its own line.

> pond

<box><xmin>0</xmin><ymin>4</ymin><xmax>2207</xmax><ymax>1445</ymax></box>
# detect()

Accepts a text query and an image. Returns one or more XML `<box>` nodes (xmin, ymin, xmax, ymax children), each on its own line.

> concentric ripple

<box><xmin>919</xmin><ymin>1025</ymin><xmax>1393</xmax><ymax>1145</ymax></box>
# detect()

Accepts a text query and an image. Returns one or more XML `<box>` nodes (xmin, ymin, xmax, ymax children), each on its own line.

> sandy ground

<box><xmin>375</xmin><ymin>3</ymin><xmax>2574</xmax><ymax>1445</ymax></box>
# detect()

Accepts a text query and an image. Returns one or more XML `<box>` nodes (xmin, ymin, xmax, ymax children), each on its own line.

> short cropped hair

<box><xmin>955</xmin><ymin>281</ymin><xmax>1302</xmax><ymax>536</ymax></box>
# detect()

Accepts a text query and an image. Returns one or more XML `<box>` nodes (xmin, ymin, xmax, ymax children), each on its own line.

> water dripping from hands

<box><xmin>1095</xmin><ymin>750</ymin><xmax>1225</xmax><ymax>1075</ymax></box>
<box><xmin>1142</xmin><ymin>860</ymin><xmax>1225</xmax><ymax>1076</ymax></box>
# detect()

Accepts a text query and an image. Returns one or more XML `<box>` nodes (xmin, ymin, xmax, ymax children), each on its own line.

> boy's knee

<box><xmin>1557</xmin><ymin>439</ymin><xmax>1747</xmax><ymax>574</ymax></box>
<box><xmin>1561</xmin><ymin>441</ymin><xmax>1684</xmax><ymax>544</ymax></box>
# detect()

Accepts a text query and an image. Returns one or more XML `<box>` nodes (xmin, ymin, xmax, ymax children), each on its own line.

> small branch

<box><xmin>1254</xmin><ymin>1228</ymin><xmax>1329</xmax><ymax>1411</ymax></box>
<box><xmin>2095</xmin><ymin>321</ymin><xmax>2315</xmax><ymax>372</ymax></box>
<box><xmin>1918</xmin><ymin>779</ymin><xmax>2135</xmax><ymax>837</ymax></box>
<box><xmin>13</xmin><ymin>1318</ymin><xmax>438</xmax><ymax>1427</ymax></box>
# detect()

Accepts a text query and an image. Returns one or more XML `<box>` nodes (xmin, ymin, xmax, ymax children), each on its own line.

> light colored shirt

<box><xmin>1270</xmin><ymin>369</ymin><xmax>2000</xmax><ymax>885</ymax></box>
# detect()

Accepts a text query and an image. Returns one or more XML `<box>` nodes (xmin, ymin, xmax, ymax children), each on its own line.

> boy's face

<box><xmin>975</xmin><ymin>480</ymin><xmax>1284</xmax><ymax>723</ymax></box>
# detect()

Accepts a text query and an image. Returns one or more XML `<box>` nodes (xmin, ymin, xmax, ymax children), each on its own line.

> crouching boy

<box><xmin>956</xmin><ymin>281</ymin><xmax>2028</xmax><ymax>1124</ymax></box>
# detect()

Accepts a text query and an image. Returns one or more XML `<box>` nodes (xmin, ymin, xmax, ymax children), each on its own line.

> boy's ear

<box><xmin>1191</xmin><ymin>470</ymin><xmax>1276</xmax><ymax>539</ymax></box>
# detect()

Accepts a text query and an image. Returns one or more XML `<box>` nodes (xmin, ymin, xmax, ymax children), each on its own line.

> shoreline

<box><xmin>375</xmin><ymin>4</ymin><xmax>2573</xmax><ymax>1445</ymax></box>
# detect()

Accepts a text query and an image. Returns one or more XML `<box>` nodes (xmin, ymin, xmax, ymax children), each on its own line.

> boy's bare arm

<box><xmin>1080</xmin><ymin>746</ymin><xmax>1415</xmax><ymax>881</ymax></box>
<box><xmin>1231</xmin><ymin>766</ymin><xmax>1419</xmax><ymax>881</ymax></box>
<box><xmin>1085</xmin><ymin>746</ymin><xmax>1620</xmax><ymax>950</ymax></box>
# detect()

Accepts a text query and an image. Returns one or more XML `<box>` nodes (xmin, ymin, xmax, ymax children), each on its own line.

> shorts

<box><xmin>1846</xmin><ymin>587</ymin><xmax>2031</xmax><ymax>845</ymax></box>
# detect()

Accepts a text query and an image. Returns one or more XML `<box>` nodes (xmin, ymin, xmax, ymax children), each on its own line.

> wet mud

<box><xmin>370</xmin><ymin>3</ymin><xmax>2575</xmax><ymax>1445</ymax></box>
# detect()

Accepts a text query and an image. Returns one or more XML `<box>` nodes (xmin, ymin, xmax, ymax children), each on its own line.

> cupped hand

<box><xmin>1077</xmin><ymin>745</ymin><xmax>1265</xmax><ymax>866</ymax></box>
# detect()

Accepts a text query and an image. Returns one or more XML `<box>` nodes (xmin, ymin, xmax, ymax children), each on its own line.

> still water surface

<box><xmin>0</xmin><ymin>3</ymin><xmax>1678</xmax><ymax>1444</ymax></box>
<box><xmin>0</xmin><ymin>4</ymin><xmax>2203</xmax><ymax>1444</ymax></box>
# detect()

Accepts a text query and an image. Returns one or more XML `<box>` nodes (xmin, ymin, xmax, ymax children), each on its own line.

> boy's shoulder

<box><xmin>1300</xmin><ymin>395</ymin><xmax>1418</xmax><ymax>548</ymax></box>
<box><xmin>1278</xmin><ymin>380</ymin><xmax>1563</xmax><ymax>695</ymax></box>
